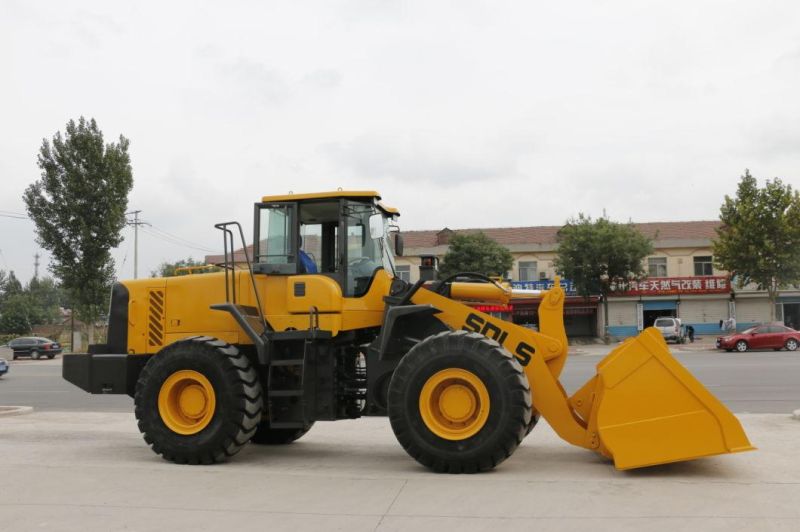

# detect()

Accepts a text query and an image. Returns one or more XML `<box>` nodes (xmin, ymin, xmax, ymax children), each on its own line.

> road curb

<box><xmin>793</xmin><ymin>409</ymin><xmax>800</xmax><ymax>421</ymax></box>
<box><xmin>0</xmin><ymin>406</ymin><xmax>34</xmax><ymax>417</ymax></box>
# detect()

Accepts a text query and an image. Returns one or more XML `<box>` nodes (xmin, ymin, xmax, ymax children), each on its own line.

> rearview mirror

<box><xmin>369</xmin><ymin>213</ymin><xmax>384</xmax><ymax>240</ymax></box>
<box><xmin>394</xmin><ymin>233</ymin><xmax>404</xmax><ymax>256</ymax></box>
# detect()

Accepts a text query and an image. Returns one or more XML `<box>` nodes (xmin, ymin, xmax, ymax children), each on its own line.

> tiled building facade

<box><xmin>396</xmin><ymin>221</ymin><xmax>800</xmax><ymax>339</ymax></box>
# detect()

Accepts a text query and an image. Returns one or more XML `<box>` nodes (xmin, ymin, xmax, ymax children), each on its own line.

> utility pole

<box><xmin>126</xmin><ymin>210</ymin><xmax>144</xmax><ymax>279</ymax></box>
<box><xmin>33</xmin><ymin>252</ymin><xmax>40</xmax><ymax>279</ymax></box>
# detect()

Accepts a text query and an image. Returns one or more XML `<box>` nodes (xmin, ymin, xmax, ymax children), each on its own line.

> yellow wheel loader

<box><xmin>63</xmin><ymin>191</ymin><xmax>754</xmax><ymax>471</ymax></box>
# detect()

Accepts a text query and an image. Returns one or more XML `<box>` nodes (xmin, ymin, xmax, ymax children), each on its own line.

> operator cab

<box><xmin>253</xmin><ymin>191</ymin><xmax>402</xmax><ymax>297</ymax></box>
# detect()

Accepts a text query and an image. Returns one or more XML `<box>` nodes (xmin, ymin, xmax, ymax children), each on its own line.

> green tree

<box><xmin>0</xmin><ymin>270</ymin><xmax>23</xmax><ymax>306</ymax></box>
<box><xmin>713</xmin><ymin>170</ymin><xmax>800</xmax><ymax>320</ymax></box>
<box><xmin>554</xmin><ymin>214</ymin><xmax>653</xmax><ymax>340</ymax></box>
<box><xmin>26</xmin><ymin>276</ymin><xmax>64</xmax><ymax>325</ymax></box>
<box><xmin>0</xmin><ymin>294</ymin><xmax>32</xmax><ymax>335</ymax></box>
<box><xmin>23</xmin><ymin>117</ymin><xmax>133</xmax><ymax>342</ymax></box>
<box><xmin>150</xmin><ymin>257</ymin><xmax>219</xmax><ymax>278</ymax></box>
<box><xmin>438</xmin><ymin>232</ymin><xmax>514</xmax><ymax>279</ymax></box>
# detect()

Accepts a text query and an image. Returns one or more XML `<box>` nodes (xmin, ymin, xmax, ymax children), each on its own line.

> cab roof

<box><xmin>260</xmin><ymin>190</ymin><xmax>399</xmax><ymax>216</ymax></box>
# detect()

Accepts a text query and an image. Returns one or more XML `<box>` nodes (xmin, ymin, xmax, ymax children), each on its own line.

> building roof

<box><xmin>401</xmin><ymin>220</ymin><xmax>721</xmax><ymax>249</ymax></box>
<box><xmin>205</xmin><ymin>244</ymin><xmax>254</xmax><ymax>266</ymax></box>
<box><xmin>205</xmin><ymin>220</ymin><xmax>722</xmax><ymax>264</ymax></box>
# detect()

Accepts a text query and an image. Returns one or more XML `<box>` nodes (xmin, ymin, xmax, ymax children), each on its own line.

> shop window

<box><xmin>519</xmin><ymin>261</ymin><xmax>537</xmax><ymax>281</ymax></box>
<box><xmin>648</xmin><ymin>257</ymin><xmax>667</xmax><ymax>277</ymax></box>
<box><xmin>694</xmin><ymin>256</ymin><xmax>713</xmax><ymax>276</ymax></box>
<box><xmin>395</xmin><ymin>264</ymin><xmax>411</xmax><ymax>282</ymax></box>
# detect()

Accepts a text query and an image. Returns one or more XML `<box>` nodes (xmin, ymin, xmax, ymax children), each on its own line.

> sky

<box><xmin>1</xmin><ymin>0</ymin><xmax>800</xmax><ymax>285</ymax></box>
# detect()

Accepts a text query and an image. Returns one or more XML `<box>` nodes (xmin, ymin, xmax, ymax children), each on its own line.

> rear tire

<box><xmin>251</xmin><ymin>421</ymin><xmax>314</xmax><ymax>445</ymax></box>
<box><xmin>735</xmin><ymin>340</ymin><xmax>748</xmax><ymax>352</ymax></box>
<box><xmin>388</xmin><ymin>330</ymin><xmax>531</xmax><ymax>473</ymax></box>
<box><xmin>786</xmin><ymin>338</ymin><xmax>798</xmax><ymax>352</ymax></box>
<box><xmin>134</xmin><ymin>336</ymin><xmax>263</xmax><ymax>464</ymax></box>
<box><xmin>47</xmin><ymin>354</ymin><xmax>55</xmax><ymax>359</ymax></box>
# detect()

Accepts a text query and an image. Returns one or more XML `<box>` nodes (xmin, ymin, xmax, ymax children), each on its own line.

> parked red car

<box><xmin>716</xmin><ymin>324</ymin><xmax>800</xmax><ymax>352</ymax></box>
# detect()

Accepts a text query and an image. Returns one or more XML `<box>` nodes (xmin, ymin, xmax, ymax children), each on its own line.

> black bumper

<box><xmin>62</xmin><ymin>353</ymin><xmax>150</xmax><ymax>397</ymax></box>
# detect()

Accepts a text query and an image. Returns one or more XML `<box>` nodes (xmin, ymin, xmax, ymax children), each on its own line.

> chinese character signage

<box><xmin>611</xmin><ymin>276</ymin><xmax>730</xmax><ymax>296</ymax></box>
<box><xmin>511</xmin><ymin>279</ymin><xmax>578</xmax><ymax>295</ymax></box>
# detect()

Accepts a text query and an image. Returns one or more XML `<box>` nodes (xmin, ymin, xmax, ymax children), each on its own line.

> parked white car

<box><xmin>653</xmin><ymin>317</ymin><xmax>685</xmax><ymax>344</ymax></box>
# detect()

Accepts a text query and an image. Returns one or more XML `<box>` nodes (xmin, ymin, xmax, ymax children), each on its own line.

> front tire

<box><xmin>735</xmin><ymin>340</ymin><xmax>748</xmax><ymax>352</ymax></box>
<box><xmin>31</xmin><ymin>350</ymin><xmax>40</xmax><ymax>360</ymax></box>
<box><xmin>786</xmin><ymin>338</ymin><xmax>798</xmax><ymax>352</ymax></box>
<box><xmin>388</xmin><ymin>330</ymin><xmax>531</xmax><ymax>473</ymax></box>
<box><xmin>134</xmin><ymin>336</ymin><xmax>263</xmax><ymax>464</ymax></box>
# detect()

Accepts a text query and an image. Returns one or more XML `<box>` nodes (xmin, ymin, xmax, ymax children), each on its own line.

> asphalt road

<box><xmin>1</xmin><ymin>347</ymin><xmax>798</xmax><ymax>413</ymax></box>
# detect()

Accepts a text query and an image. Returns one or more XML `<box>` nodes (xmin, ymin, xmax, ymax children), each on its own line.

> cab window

<box><xmin>257</xmin><ymin>204</ymin><xmax>294</xmax><ymax>266</ymax></box>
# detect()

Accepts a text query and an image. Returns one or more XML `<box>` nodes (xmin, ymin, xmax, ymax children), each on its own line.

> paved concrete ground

<box><xmin>0</xmin><ymin>411</ymin><xmax>798</xmax><ymax>531</ymax></box>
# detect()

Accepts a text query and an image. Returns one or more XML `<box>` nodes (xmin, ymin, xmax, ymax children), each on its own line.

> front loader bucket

<box><xmin>591</xmin><ymin>328</ymin><xmax>754</xmax><ymax>470</ymax></box>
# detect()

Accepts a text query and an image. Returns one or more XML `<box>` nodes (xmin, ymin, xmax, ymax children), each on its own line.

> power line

<box><xmin>139</xmin><ymin>226</ymin><xmax>216</xmax><ymax>254</ymax></box>
<box><xmin>145</xmin><ymin>223</ymin><xmax>216</xmax><ymax>253</ymax></box>
<box><xmin>0</xmin><ymin>212</ymin><xmax>28</xmax><ymax>220</ymax></box>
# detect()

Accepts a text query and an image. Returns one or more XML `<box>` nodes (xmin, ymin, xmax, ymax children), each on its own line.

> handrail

<box><xmin>214</xmin><ymin>221</ymin><xmax>268</xmax><ymax>334</ymax></box>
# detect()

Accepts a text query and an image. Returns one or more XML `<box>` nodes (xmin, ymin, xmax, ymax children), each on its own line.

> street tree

<box><xmin>0</xmin><ymin>294</ymin><xmax>32</xmax><ymax>335</ymax></box>
<box><xmin>438</xmin><ymin>232</ymin><xmax>514</xmax><ymax>279</ymax></box>
<box><xmin>554</xmin><ymin>214</ymin><xmax>653</xmax><ymax>340</ymax></box>
<box><xmin>713</xmin><ymin>170</ymin><xmax>800</xmax><ymax>320</ymax></box>
<box><xmin>150</xmin><ymin>257</ymin><xmax>219</xmax><ymax>277</ymax></box>
<box><xmin>23</xmin><ymin>117</ymin><xmax>133</xmax><ymax>342</ymax></box>
<box><xmin>26</xmin><ymin>276</ymin><xmax>64</xmax><ymax>325</ymax></box>
<box><xmin>0</xmin><ymin>271</ymin><xmax>32</xmax><ymax>335</ymax></box>
<box><xmin>0</xmin><ymin>270</ymin><xmax>23</xmax><ymax>305</ymax></box>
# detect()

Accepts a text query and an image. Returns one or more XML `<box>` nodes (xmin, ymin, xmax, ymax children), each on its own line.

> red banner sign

<box><xmin>612</xmin><ymin>276</ymin><xmax>730</xmax><ymax>296</ymax></box>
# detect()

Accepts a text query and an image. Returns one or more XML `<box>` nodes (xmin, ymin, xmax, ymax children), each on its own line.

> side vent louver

<box><xmin>148</xmin><ymin>289</ymin><xmax>165</xmax><ymax>348</ymax></box>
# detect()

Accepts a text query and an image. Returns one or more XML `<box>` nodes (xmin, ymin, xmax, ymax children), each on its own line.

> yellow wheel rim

<box><xmin>419</xmin><ymin>368</ymin><xmax>491</xmax><ymax>440</ymax></box>
<box><xmin>158</xmin><ymin>370</ymin><xmax>216</xmax><ymax>435</ymax></box>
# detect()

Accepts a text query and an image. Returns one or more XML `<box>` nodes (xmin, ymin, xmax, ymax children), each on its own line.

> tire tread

<box><xmin>134</xmin><ymin>337</ymin><xmax>263</xmax><ymax>464</ymax></box>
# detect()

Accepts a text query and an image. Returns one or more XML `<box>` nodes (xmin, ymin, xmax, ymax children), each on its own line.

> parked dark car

<box><xmin>0</xmin><ymin>357</ymin><xmax>7</xmax><ymax>376</ymax></box>
<box><xmin>716</xmin><ymin>324</ymin><xmax>800</xmax><ymax>352</ymax></box>
<box><xmin>7</xmin><ymin>337</ymin><xmax>62</xmax><ymax>359</ymax></box>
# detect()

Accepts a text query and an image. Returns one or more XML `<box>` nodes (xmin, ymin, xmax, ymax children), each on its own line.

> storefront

<box><xmin>778</xmin><ymin>296</ymin><xmax>800</xmax><ymax>330</ymax></box>
<box><xmin>607</xmin><ymin>276</ymin><xmax>733</xmax><ymax>338</ymax></box>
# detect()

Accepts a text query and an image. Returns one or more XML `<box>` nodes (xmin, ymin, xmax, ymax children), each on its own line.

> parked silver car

<box><xmin>653</xmin><ymin>317</ymin><xmax>685</xmax><ymax>344</ymax></box>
